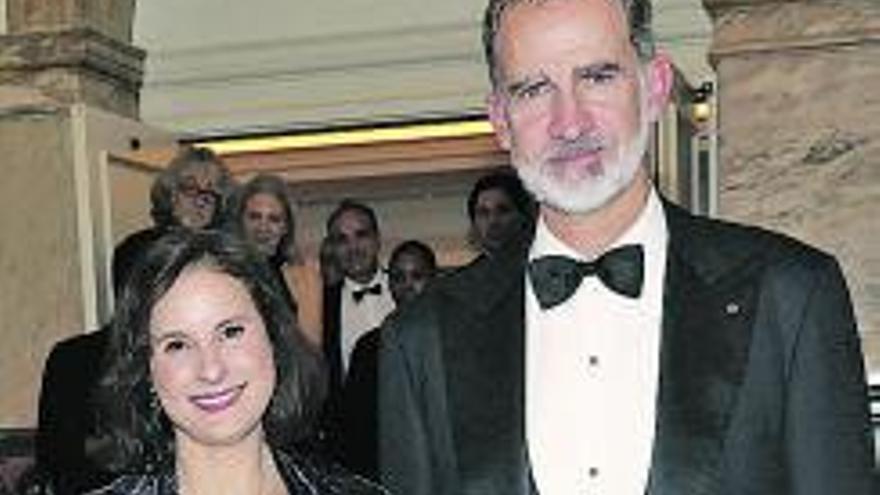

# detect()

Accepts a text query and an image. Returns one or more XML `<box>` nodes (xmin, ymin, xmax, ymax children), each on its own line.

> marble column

<box><xmin>0</xmin><ymin>0</ymin><xmax>143</xmax><ymax>426</ymax></box>
<box><xmin>0</xmin><ymin>0</ymin><xmax>142</xmax><ymax>118</ymax></box>
<box><xmin>702</xmin><ymin>0</ymin><xmax>880</xmax><ymax>372</ymax></box>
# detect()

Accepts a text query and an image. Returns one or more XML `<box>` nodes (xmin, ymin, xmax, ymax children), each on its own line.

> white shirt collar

<box><xmin>343</xmin><ymin>267</ymin><xmax>386</xmax><ymax>292</ymax></box>
<box><xmin>529</xmin><ymin>188</ymin><xmax>666</xmax><ymax>264</ymax></box>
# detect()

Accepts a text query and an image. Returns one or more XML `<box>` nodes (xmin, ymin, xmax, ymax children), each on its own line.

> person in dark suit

<box><xmin>322</xmin><ymin>200</ymin><xmax>395</xmax><ymax>394</ymax></box>
<box><xmin>319</xmin><ymin>200</ymin><xmax>395</xmax><ymax>460</ymax></box>
<box><xmin>376</xmin><ymin>0</ymin><xmax>876</xmax><ymax>494</ymax></box>
<box><xmin>35</xmin><ymin>227</ymin><xmax>163</xmax><ymax>494</ymax></box>
<box><xmin>341</xmin><ymin>240</ymin><xmax>438</xmax><ymax>480</ymax></box>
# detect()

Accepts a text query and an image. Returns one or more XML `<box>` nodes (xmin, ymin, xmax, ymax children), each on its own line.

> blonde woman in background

<box><xmin>231</xmin><ymin>174</ymin><xmax>323</xmax><ymax>348</ymax></box>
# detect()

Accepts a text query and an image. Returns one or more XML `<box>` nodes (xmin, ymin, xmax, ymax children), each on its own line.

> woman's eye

<box><xmin>162</xmin><ymin>339</ymin><xmax>187</xmax><ymax>354</ymax></box>
<box><xmin>221</xmin><ymin>324</ymin><xmax>245</xmax><ymax>340</ymax></box>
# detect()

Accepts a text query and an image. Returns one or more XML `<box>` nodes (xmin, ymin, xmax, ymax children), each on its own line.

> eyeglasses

<box><xmin>177</xmin><ymin>182</ymin><xmax>220</xmax><ymax>204</ymax></box>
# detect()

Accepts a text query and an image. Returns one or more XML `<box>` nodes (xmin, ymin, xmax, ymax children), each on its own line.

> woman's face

<box><xmin>242</xmin><ymin>192</ymin><xmax>288</xmax><ymax>257</ymax></box>
<box><xmin>148</xmin><ymin>266</ymin><xmax>276</xmax><ymax>449</ymax></box>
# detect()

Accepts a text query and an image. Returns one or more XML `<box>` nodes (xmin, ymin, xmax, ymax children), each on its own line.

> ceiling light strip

<box><xmin>198</xmin><ymin>119</ymin><xmax>494</xmax><ymax>155</ymax></box>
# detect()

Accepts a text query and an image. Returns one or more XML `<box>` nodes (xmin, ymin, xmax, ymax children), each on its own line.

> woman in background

<box><xmin>231</xmin><ymin>174</ymin><xmax>323</xmax><ymax>348</ymax></box>
<box><xmin>89</xmin><ymin>229</ymin><xmax>383</xmax><ymax>494</ymax></box>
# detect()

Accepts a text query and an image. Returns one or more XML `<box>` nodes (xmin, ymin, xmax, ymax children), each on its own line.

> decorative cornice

<box><xmin>705</xmin><ymin>1</ymin><xmax>880</xmax><ymax>62</ymax></box>
<box><xmin>0</xmin><ymin>28</ymin><xmax>145</xmax><ymax>88</ymax></box>
<box><xmin>703</xmin><ymin>0</ymin><xmax>799</xmax><ymax>17</ymax></box>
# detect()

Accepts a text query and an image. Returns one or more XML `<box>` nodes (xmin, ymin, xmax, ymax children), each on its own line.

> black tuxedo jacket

<box><xmin>36</xmin><ymin>327</ymin><xmax>113</xmax><ymax>494</ymax></box>
<box><xmin>378</xmin><ymin>201</ymin><xmax>875</xmax><ymax>495</ymax></box>
<box><xmin>323</xmin><ymin>282</ymin><xmax>345</xmax><ymax>394</ymax></box>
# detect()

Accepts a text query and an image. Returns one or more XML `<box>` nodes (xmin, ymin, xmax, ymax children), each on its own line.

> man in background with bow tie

<box><xmin>377</xmin><ymin>0</ymin><xmax>876</xmax><ymax>493</ymax></box>
<box><xmin>320</xmin><ymin>199</ymin><xmax>395</xmax><ymax>456</ymax></box>
<box><xmin>323</xmin><ymin>199</ymin><xmax>395</xmax><ymax>392</ymax></box>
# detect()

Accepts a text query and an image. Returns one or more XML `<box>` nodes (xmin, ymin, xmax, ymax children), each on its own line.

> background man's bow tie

<box><xmin>528</xmin><ymin>244</ymin><xmax>644</xmax><ymax>310</ymax></box>
<box><xmin>352</xmin><ymin>284</ymin><xmax>383</xmax><ymax>303</ymax></box>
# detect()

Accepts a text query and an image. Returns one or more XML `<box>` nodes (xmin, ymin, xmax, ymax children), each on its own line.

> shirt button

<box><xmin>588</xmin><ymin>467</ymin><xmax>600</xmax><ymax>478</ymax></box>
<box><xmin>588</xmin><ymin>355</ymin><xmax>600</xmax><ymax>367</ymax></box>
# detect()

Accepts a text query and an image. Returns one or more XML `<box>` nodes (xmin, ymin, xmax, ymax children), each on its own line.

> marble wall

<box><xmin>706</xmin><ymin>0</ymin><xmax>880</xmax><ymax>372</ymax></box>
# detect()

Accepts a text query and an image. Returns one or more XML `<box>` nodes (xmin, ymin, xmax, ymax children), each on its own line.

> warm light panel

<box><xmin>198</xmin><ymin>119</ymin><xmax>494</xmax><ymax>155</ymax></box>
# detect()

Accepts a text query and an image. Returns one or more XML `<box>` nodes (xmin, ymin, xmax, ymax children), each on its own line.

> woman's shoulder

<box><xmin>276</xmin><ymin>450</ymin><xmax>387</xmax><ymax>494</ymax></box>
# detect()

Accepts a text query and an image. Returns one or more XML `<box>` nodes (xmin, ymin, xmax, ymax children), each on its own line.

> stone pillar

<box><xmin>702</xmin><ymin>0</ymin><xmax>880</xmax><ymax>372</ymax></box>
<box><xmin>0</xmin><ymin>0</ymin><xmax>143</xmax><ymax>427</ymax></box>
<box><xmin>0</xmin><ymin>0</ymin><xmax>143</xmax><ymax>118</ymax></box>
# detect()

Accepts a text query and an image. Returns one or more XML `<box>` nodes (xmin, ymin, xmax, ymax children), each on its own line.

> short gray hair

<box><xmin>482</xmin><ymin>0</ymin><xmax>655</xmax><ymax>88</ymax></box>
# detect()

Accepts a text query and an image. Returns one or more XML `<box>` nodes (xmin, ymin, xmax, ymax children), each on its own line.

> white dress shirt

<box><xmin>340</xmin><ymin>269</ymin><xmax>395</xmax><ymax>374</ymax></box>
<box><xmin>526</xmin><ymin>190</ymin><xmax>668</xmax><ymax>495</ymax></box>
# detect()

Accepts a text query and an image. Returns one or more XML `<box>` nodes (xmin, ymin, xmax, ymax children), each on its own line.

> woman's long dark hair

<box><xmin>95</xmin><ymin>229</ymin><xmax>325</xmax><ymax>472</ymax></box>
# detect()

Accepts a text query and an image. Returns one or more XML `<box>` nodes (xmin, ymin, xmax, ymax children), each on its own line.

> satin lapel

<box><xmin>647</xmin><ymin>202</ymin><xmax>757</xmax><ymax>495</ymax></box>
<box><xmin>322</xmin><ymin>284</ymin><xmax>343</xmax><ymax>391</ymax></box>
<box><xmin>440</xmin><ymin>248</ymin><xmax>535</xmax><ymax>494</ymax></box>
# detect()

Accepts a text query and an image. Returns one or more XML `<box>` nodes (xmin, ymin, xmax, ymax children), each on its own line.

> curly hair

<box><xmin>482</xmin><ymin>0</ymin><xmax>655</xmax><ymax>87</ymax></box>
<box><xmin>230</xmin><ymin>174</ymin><xmax>297</xmax><ymax>265</ymax></box>
<box><xmin>149</xmin><ymin>147</ymin><xmax>236</xmax><ymax>228</ymax></box>
<box><xmin>95</xmin><ymin>229</ymin><xmax>325</xmax><ymax>472</ymax></box>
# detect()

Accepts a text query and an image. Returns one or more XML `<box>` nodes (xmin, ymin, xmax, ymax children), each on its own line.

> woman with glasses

<box><xmin>150</xmin><ymin>147</ymin><xmax>236</xmax><ymax>230</ymax></box>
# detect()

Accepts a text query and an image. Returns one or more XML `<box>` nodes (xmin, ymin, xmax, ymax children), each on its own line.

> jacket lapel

<box><xmin>322</xmin><ymin>283</ymin><xmax>344</xmax><ymax>391</ymax></box>
<box><xmin>647</xmin><ymin>202</ymin><xmax>759</xmax><ymax>495</ymax></box>
<box><xmin>439</xmin><ymin>201</ymin><xmax>760</xmax><ymax>495</ymax></box>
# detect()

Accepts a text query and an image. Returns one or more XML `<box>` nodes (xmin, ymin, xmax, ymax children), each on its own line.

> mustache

<box><xmin>546</xmin><ymin>134</ymin><xmax>607</xmax><ymax>161</ymax></box>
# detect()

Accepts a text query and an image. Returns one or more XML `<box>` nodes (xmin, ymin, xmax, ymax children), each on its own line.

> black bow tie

<box><xmin>352</xmin><ymin>284</ymin><xmax>383</xmax><ymax>303</ymax></box>
<box><xmin>528</xmin><ymin>244</ymin><xmax>644</xmax><ymax>310</ymax></box>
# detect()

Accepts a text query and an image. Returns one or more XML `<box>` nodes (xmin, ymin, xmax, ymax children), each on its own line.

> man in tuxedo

<box><xmin>377</xmin><ymin>0</ymin><xmax>876</xmax><ymax>494</ymax></box>
<box><xmin>320</xmin><ymin>200</ymin><xmax>395</xmax><ymax>455</ymax></box>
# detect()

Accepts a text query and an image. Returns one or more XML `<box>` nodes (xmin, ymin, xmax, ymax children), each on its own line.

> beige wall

<box><xmin>0</xmin><ymin>98</ymin><xmax>172</xmax><ymax>427</ymax></box>
<box><xmin>0</xmin><ymin>96</ymin><xmax>83</xmax><ymax>427</ymax></box>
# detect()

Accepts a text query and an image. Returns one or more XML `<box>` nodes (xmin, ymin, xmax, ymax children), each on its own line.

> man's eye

<box><xmin>578</xmin><ymin>64</ymin><xmax>621</xmax><ymax>85</ymax></box>
<box><xmin>221</xmin><ymin>324</ymin><xmax>245</xmax><ymax>340</ymax></box>
<box><xmin>513</xmin><ymin>81</ymin><xmax>548</xmax><ymax>100</ymax></box>
<box><xmin>589</xmin><ymin>71</ymin><xmax>615</xmax><ymax>84</ymax></box>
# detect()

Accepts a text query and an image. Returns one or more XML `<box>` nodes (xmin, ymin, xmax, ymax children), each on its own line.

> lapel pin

<box><xmin>725</xmin><ymin>302</ymin><xmax>741</xmax><ymax>315</ymax></box>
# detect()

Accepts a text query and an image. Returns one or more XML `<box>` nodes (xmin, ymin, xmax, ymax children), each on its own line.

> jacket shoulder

<box><xmin>666</xmin><ymin>202</ymin><xmax>838</xmax><ymax>283</ymax></box>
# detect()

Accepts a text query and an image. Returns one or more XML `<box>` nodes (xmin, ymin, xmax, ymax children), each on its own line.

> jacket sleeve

<box><xmin>378</xmin><ymin>313</ymin><xmax>435</xmax><ymax>495</ymax></box>
<box><xmin>377</xmin><ymin>303</ymin><xmax>459</xmax><ymax>495</ymax></box>
<box><xmin>784</xmin><ymin>255</ymin><xmax>876</xmax><ymax>494</ymax></box>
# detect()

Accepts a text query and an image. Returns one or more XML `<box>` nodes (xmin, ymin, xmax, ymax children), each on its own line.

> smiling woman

<box><xmin>84</xmin><ymin>229</ymin><xmax>384</xmax><ymax>495</ymax></box>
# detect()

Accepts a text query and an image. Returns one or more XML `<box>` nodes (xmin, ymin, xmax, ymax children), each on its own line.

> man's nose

<box><xmin>548</xmin><ymin>89</ymin><xmax>592</xmax><ymax>141</ymax></box>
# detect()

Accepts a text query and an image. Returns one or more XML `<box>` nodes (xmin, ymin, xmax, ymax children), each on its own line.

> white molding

<box><xmin>136</xmin><ymin>2</ymin><xmax>713</xmax><ymax>136</ymax></box>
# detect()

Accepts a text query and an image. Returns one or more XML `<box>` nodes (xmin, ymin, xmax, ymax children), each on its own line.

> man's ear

<box><xmin>487</xmin><ymin>92</ymin><xmax>512</xmax><ymax>151</ymax></box>
<box><xmin>644</xmin><ymin>52</ymin><xmax>674</xmax><ymax>123</ymax></box>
